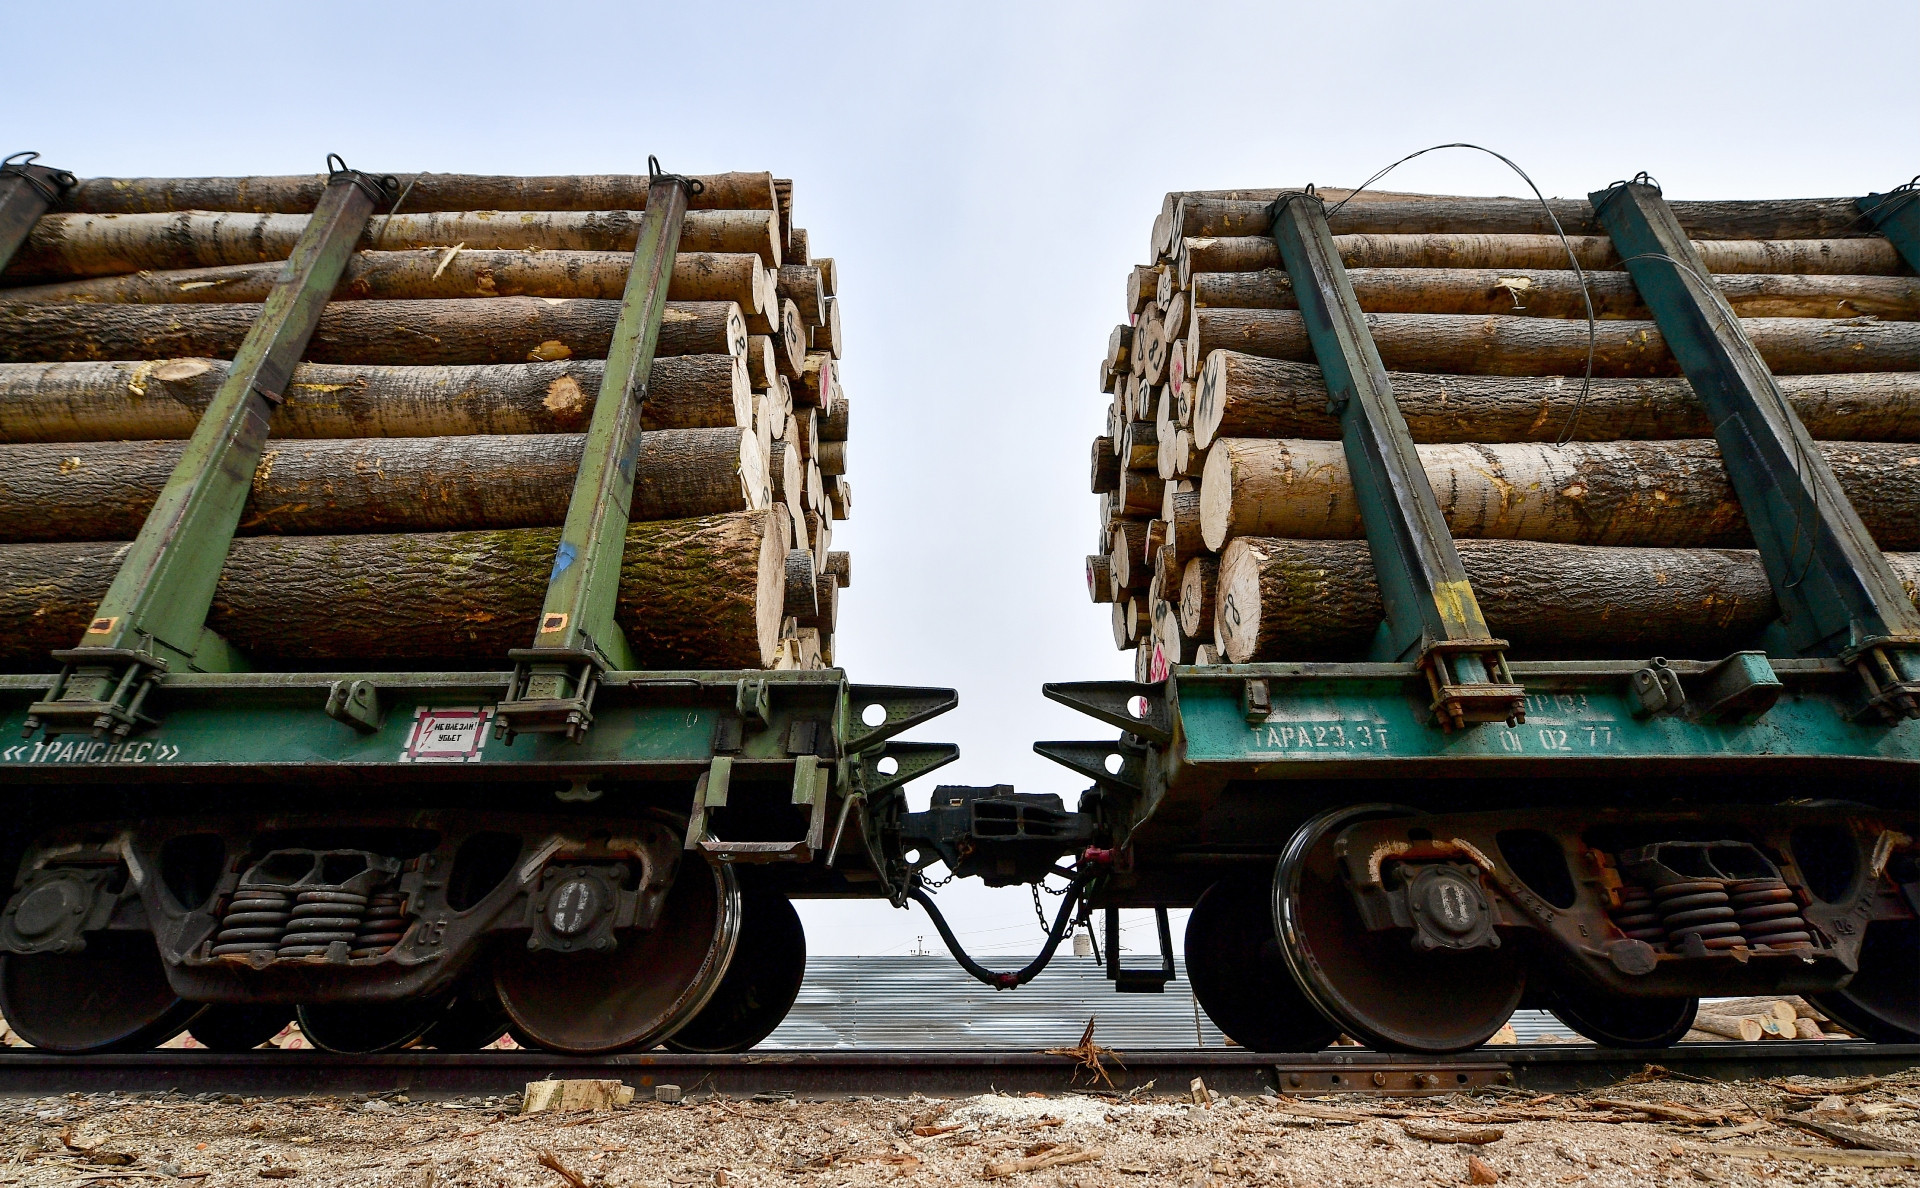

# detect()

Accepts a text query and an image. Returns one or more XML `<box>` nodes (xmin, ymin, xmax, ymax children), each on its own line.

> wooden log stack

<box><xmin>0</xmin><ymin>169</ymin><xmax>855</xmax><ymax>672</ymax></box>
<box><xmin>1088</xmin><ymin>188</ymin><xmax>1920</xmax><ymax>678</ymax></box>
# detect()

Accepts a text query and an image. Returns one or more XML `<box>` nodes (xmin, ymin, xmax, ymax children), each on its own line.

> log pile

<box><xmin>1087</xmin><ymin>188</ymin><xmax>1920</xmax><ymax>676</ymax></box>
<box><xmin>0</xmin><ymin>170</ymin><xmax>854</xmax><ymax>671</ymax></box>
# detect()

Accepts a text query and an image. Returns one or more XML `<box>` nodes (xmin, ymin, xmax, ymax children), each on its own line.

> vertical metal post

<box><xmin>1594</xmin><ymin>178</ymin><xmax>1920</xmax><ymax>721</ymax></box>
<box><xmin>1265</xmin><ymin>192</ymin><xmax>1523</xmax><ymax>729</ymax></box>
<box><xmin>1857</xmin><ymin>180</ymin><xmax>1920</xmax><ymax>275</ymax></box>
<box><xmin>23</xmin><ymin>157</ymin><xmax>394</xmax><ymax>739</ymax></box>
<box><xmin>0</xmin><ymin>152</ymin><xmax>75</xmax><ymax>274</ymax></box>
<box><xmin>497</xmin><ymin>159</ymin><xmax>700</xmax><ymax>741</ymax></box>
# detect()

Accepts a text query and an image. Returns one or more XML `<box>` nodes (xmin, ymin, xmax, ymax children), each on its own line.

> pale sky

<box><xmin>10</xmin><ymin>0</ymin><xmax>1918</xmax><ymax>962</ymax></box>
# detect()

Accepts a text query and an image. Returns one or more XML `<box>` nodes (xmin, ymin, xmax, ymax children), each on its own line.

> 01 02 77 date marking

<box><xmin>1249</xmin><ymin>722</ymin><xmax>1389</xmax><ymax>751</ymax></box>
<box><xmin>1496</xmin><ymin>724</ymin><xmax>1616</xmax><ymax>753</ymax></box>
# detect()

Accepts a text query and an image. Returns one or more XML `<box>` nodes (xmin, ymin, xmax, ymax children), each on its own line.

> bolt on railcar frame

<box><xmin>1039</xmin><ymin>180</ymin><xmax>1920</xmax><ymax>1054</ymax></box>
<box><xmin>0</xmin><ymin>157</ymin><xmax>958</xmax><ymax>1055</ymax></box>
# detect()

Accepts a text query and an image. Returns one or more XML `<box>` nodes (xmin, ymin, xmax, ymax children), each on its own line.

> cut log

<box><xmin>0</xmin><ymin>250</ymin><xmax>773</xmax><ymax>309</ymax></box>
<box><xmin>817</xmin><ymin>440</ymin><xmax>846</xmax><ymax>476</ymax></box>
<box><xmin>1692</xmin><ymin>1015</ymin><xmax>1766</xmax><ymax>1042</ymax></box>
<box><xmin>1212</xmin><ymin>537</ymin><xmax>1920</xmax><ymax>663</ymax></box>
<box><xmin>1106</xmin><ymin>325</ymin><xmax>1134</xmax><ymax>374</ymax></box>
<box><xmin>1090</xmin><ymin>437</ymin><xmax>1119</xmax><ymax>494</ymax></box>
<box><xmin>1173</xmin><ymin>195</ymin><xmax>1872</xmax><ymax>241</ymax></box>
<box><xmin>825</xmin><ymin>475</ymin><xmax>850</xmax><ymax>520</ymax></box>
<box><xmin>797</xmin><ymin>353</ymin><xmax>834</xmax><ymax>409</ymax></box>
<box><xmin>1163</xmin><ymin>488</ymin><xmax>1205</xmax><ymax>567</ymax></box>
<box><xmin>5</xmin><ymin>209</ymin><xmax>781</xmax><ymax>281</ymax></box>
<box><xmin>775</xmin><ymin>300</ymin><xmax>806</xmax><ymax>379</ymax></box>
<box><xmin>1127</xmin><ymin>266</ymin><xmax>1162</xmax><ymax>315</ymax></box>
<box><xmin>1179</xmin><ymin>555</ymin><xmax>1218</xmax><ymax>639</ymax></box>
<box><xmin>777</xmin><ymin>266</ymin><xmax>826</xmax><ymax>327</ymax></box>
<box><xmin>1183</xmin><ymin>309</ymin><xmax>1920</xmax><ymax>379</ymax></box>
<box><xmin>0</xmin><ymin>427</ymin><xmax>770</xmax><ymax>542</ymax></box>
<box><xmin>0</xmin><ymin>510</ymin><xmax>791</xmax><ymax>668</ymax></box>
<box><xmin>1193</xmin><ymin>353</ymin><xmax>1920</xmax><ymax>447</ymax></box>
<box><xmin>0</xmin><ymin>299</ymin><xmax>748</xmax><ymax>366</ymax></box>
<box><xmin>1197</xmin><ymin>437</ymin><xmax>1920</xmax><ymax>551</ymax></box>
<box><xmin>1087</xmin><ymin>555</ymin><xmax>1115</xmax><ymax>604</ymax></box>
<box><xmin>1110</xmin><ymin>599</ymin><xmax>1136</xmax><ymax>650</ymax></box>
<box><xmin>1186</xmin><ymin>268</ymin><xmax>1920</xmax><ymax>321</ymax></box>
<box><xmin>1138</xmin><ymin>314</ymin><xmax>1168</xmax><ymax>385</ymax></box>
<box><xmin>1122</xmin><ymin>421</ymin><xmax>1159</xmax><ymax>470</ymax></box>
<box><xmin>782</xmin><ymin>550</ymin><xmax>819</xmax><ymax>619</ymax></box>
<box><xmin>53</xmin><ymin>172</ymin><xmax>778</xmax><ymax>215</ymax></box>
<box><xmin>1119</xmin><ymin>467</ymin><xmax>1164</xmax><ymax>517</ymax></box>
<box><xmin>820</xmin><ymin>397</ymin><xmax>849</xmax><ymax>442</ymax></box>
<box><xmin>1152</xmin><ymin>597</ymin><xmax>1197</xmax><ymax>674</ymax></box>
<box><xmin>824</xmin><ymin>551</ymin><xmax>851</xmax><ymax>588</ymax></box>
<box><xmin>0</xmin><ymin>356</ymin><xmax>752</xmax><ymax>443</ymax></box>
<box><xmin>745</xmin><ymin>335</ymin><xmax>779</xmax><ymax>389</ymax></box>
<box><xmin>1178</xmin><ymin>234</ymin><xmax>1905</xmax><ymax>284</ymax></box>
<box><xmin>1109</xmin><ymin>520</ymin><xmax>1151</xmax><ymax>590</ymax></box>
<box><xmin>767</xmin><ymin>440</ymin><xmax>803</xmax><ymax>512</ymax></box>
<box><xmin>813</xmin><ymin>296</ymin><xmax>842</xmax><ymax>358</ymax></box>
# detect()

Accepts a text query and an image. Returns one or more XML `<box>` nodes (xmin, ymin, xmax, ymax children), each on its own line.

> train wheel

<box><xmin>188</xmin><ymin>1004</ymin><xmax>295</xmax><ymax>1052</ymax></box>
<box><xmin>419</xmin><ymin>977</ymin><xmax>512</xmax><ymax>1052</ymax></box>
<box><xmin>495</xmin><ymin>859</ymin><xmax>740</xmax><ymax>1055</ymax></box>
<box><xmin>1810</xmin><ymin>919</ymin><xmax>1920</xmax><ymax>1043</ymax></box>
<box><xmin>0</xmin><ymin>933</ymin><xmax>202</xmax><ymax>1052</ymax></box>
<box><xmin>1186</xmin><ymin>872</ymin><xmax>1340</xmax><ymax>1052</ymax></box>
<box><xmin>297</xmin><ymin>995</ymin><xmax>450</xmax><ymax>1054</ymax></box>
<box><xmin>1542</xmin><ymin>981</ymin><xmax>1697</xmax><ymax>1048</ymax></box>
<box><xmin>664</xmin><ymin>881</ymin><xmax>806</xmax><ymax>1053</ymax></box>
<box><xmin>1275</xmin><ymin>805</ymin><xmax>1526</xmax><ymax>1053</ymax></box>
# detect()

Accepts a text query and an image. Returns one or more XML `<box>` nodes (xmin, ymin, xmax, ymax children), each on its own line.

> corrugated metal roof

<box><xmin>762</xmin><ymin>955</ymin><xmax>1577</xmax><ymax>1049</ymax></box>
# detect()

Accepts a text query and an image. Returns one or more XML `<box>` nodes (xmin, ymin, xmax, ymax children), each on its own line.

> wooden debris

<box><xmin>532</xmin><ymin>1149</ymin><xmax>591</xmax><ymax>1188</ymax></box>
<box><xmin>522</xmin><ymin>1080</ymin><xmax>635</xmax><ymax>1114</ymax></box>
<box><xmin>1466</xmin><ymin>1153</ymin><xmax>1500</xmax><ymax>1184</ymax></box>
<box><xmin>1402</xmin><ymin>1121</ymin><xmax>1506</xmax><ymax>1145</ymax></box>
<box><xmin>1696</xmin><ymin>1142</ymin><xmax>1920</xmax><ymax>1169</ymax></box>
<box><xmin>1043</xmin><ymin>1017</ymin><xmax>1123</xmax><ymax>1088</ymax></box>
<box><xmin>982</xmin><ymin>1145</ymin><xmax>1103</xmax><ymax>1179</ymax></box>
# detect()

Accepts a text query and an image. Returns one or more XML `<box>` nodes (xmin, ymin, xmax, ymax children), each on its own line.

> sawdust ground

<box><xmin>0</xmin><ymin>1068</ymin><xmax>1914</xmax><ymax>1188</ymax></box>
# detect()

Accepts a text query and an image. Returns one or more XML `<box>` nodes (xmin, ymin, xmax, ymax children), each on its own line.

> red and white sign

<box><xmin>399</xmin><ymin>707</ymin><xmax>494</xmax><ymax>763</ymax></box>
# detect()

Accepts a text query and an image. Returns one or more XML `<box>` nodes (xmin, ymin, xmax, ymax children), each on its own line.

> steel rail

<box><xmin>0</xmin><ymin>1044</ymin><xmax>1909</xmax><ymax>1099</ymax></box>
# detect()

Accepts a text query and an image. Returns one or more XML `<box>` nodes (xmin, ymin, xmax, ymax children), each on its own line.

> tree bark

<box><xmin>1187</xmin><ymin>268</ymin><xmax>1920</xmax><ymax>321</ymax></box>
<box><xmin>812</xmin><ymin>296</ymin><xmax>842</xmax><ymax>358</ymax></box>
<box><xmin>1177</xmin><ymin>235</ymin><xmax>1904</xmax><ymax>284</ymax></box>
<box><xmin>820</xmin><ymin>397</ymin><xmax>849</xmax><ymax>442</ymax></box>
<box><xmin>0</xmin><ymin>250</ymin><xmax>773</xmax><ymax>309</ymax></box>
<box><xmin>1109</xmin><ymin>519</ymin><xmax>1151</xmax><ymax>590</ymax></box>
<box><xmin>6</xmin><ymin>210</ymin><xmax>780</xmax><ymax>282</ymax></box>
<box><xmin>0</xmin><ymin>299</ymin><xmax>748</xmax><ymax>366</ymax></box>
<box><xmin>1197</xmin><ymin>437</ymin><xmax>1920</xmax><ymax>551</ymax></box>
<box><xmin>1163</xmin><ymin>487</ymin><xmax>1205</xmax><ymax>567</ymax></box>
<box><xmin>1184</xmin><ymin>309</ymin><xmax>1920</xmax><ymax>379</ymax></box>
<box><xmin>816</xmin><ymin>440</ymin><xmax>846</xmax><ymax>476</ymax></box>
<box><xmin>1119</xmin><ymin>467</ymin><xmax>1164</xmax><ymax>517</ymax></box>
<box><xmin>1179</xmin><ymin>555</ymin><xmax>1218</xmax><ymax>638</ymax></box>
<box><xmin>54</xmin><ymin>172</ymin><xmax>779</xmax><ymax>215</ymax></box>
<box><xmin>1087</xmin><ymin>554</ymin><xmax>1115</xmax><ymax>604</ymax></box>
<box><xmin>1173</xmin><ymin>196</ymin><xmax>1873</xmax><ymax>241</ymax></box>
<box><xmin>1193</xmin><ymin>353</ymin><xmax>1920</xmax><ymax>447</ymax></box>
<box><xmin>777</xmin><ymin>266</ymin><xmax>826</xmax><ymax>327</ymax></box>
<box><xmin>0</xmin><ymin>510</ymin><xmax>791</xmax><ymax>669</ymax></box>
<box><xmin>1214</xmin><ymin>537</ymin><xmax>1920</xmax><ymax>663</ymax></box>
<box><xmin>0</xmin><ymin>355</ymin><xmax>751</xmax><ymax>443</ymax></box>
<box><xmin>0</xmin><ymin>427</ymin><xmax>771</xmax><ymax>542</ymax></box>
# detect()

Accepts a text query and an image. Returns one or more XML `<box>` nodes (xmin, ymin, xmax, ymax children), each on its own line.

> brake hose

<box><xmin>909</xmin><ymin>876</ymin><xmax>1086</xmax><ymax>990</ymax></box>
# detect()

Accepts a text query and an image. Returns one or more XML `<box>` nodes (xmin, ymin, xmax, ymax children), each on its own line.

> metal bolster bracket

<box><xmin>1265</xmin><ymin>191</ymin><xmax>1524</xmax><ymax>731</ymax></box>
<box><xmin>1858</xmin><ymin>178</ymin><xmax>1920</xmax><ymax>275</ymax></box>
<box><xmin>851</xmin><ymin>742</ymin><xmax>961</xmax><ymax>800</ymax></box>
<box><xmin>22</xmin><ymin>156</ymin><xmax>395</xmax><ymax>741</ymax></box>
<box><xmin>0</xmin><ymin>151</ymin><xmax>76</xmax><ymax>273</ymax></box>
<box><xmin>842</xmin><ymin>684</ymin><xmax>959</xmax><ymax>753</ymax></box>
<box><xmin>1104</xmin><ymin>905</ymin><xmax>1174</xmax><ymax>992</ymax></box>
<box><xmin>1031</xmin><ymin>740</ymin><xmax>1145</xmax><ymax>793</ymax></box>
<box><xmin>1593</xmin><ymin>177</ymin><xmax>1920</xmax><ymax>722</ymax></box>
<box><xmin>1040</xmin><ymin>681</ymin><xmax>1172</xmax><ymax>744</ymax></box>
<box><xmin>497</xmin><ymin>157</ymin><xmax>703</xmax><ymax>743</ymax></box>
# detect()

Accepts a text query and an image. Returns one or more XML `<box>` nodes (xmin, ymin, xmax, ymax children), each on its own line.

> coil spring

<box><xmin>351</xmin><ymin>891</ymin><xmax>408</xmax><ymax>959</ymax></box>
<box><xmin>210</xmin><ymin>887</ymin><xmax>293</xmax><ymax>956</ymax></box>
<box><xmin>1728</xmin><ymin>877</ymin><xmax>1811</xmax><ymax>947</ymax></box>
<box><xmin>1653</xmin><ymin>879</ymin><xmax>1744</xmax><ymax>949</ymax></box>
<box><xmin>276</xmin><ymin>890</ymin><xmax>368</xmax><ymax>957</ymax></box>
<box><xmin>1610</xmin><ymin>885</ymin><xmax>1667</xmax><ymax>943</ymax></box>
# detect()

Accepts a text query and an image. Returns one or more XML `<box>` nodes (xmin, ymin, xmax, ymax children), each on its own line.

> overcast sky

<box><xmin>10</xmin><ymin>1</ymin><xmax>1918</xmax><ymax>963</ymax></box>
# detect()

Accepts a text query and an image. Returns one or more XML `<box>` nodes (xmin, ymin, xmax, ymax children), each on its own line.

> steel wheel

<box><xmin>1810</xmin><ymin>919</ymin><xmax>1920</xmax><ymax>1043</ymax></box>
<box><xmin>188</xmin><ymin>1004</ymin><xmax>295</xmax><ymax>1052</ymax></box>
<box><xmin>419</xmin><ymin>976</ymin><xmax>512</xmax><ymax>1052</ymax></box>
<box><xmin>1275</xmin><ymin>804</ymin><xmax>1526</xmax><ymax>1053</ymax></box>
<box><xmin>297</xmin><ymin>995</ymin><xmax>450</xmax><ymax>1054</ymax></box>
<box><xmin>1543</xmin><ymin>981</ymin><xmax>1697</xmax><ymax>1048</ymax></box>
<box><xmin>665</xmin><ymin>881</ymin><xmax>806</xmax><ymax>1053</ymax></box>
<box><xmin>495</xmin><ymin>858</ymin><xmax>740</xmax><ymax>1055</ymax></box>
<box><xmin>1186</xmin><ymin>872</ymin><xmax>1340</xmax><ymax>1052</ymax></box>
<box><xmin>0</xmin><ymin>932</ymin><xmax>202</xmax><ymax>1053</ymax></box>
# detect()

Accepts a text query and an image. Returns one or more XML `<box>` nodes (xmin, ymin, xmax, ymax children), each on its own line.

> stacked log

<box><xmin>1088</xmin><ymin>188</ymin><xmax>1920</xmax><ymax>676</ymax></box>
<box><xmin>0</xmin><ymin>170</ymin><xmax>854</xmax><ymax>671</ymax></box>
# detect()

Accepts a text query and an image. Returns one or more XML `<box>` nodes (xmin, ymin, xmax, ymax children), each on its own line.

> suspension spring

<box><xmin>1610</xmin><ymin>883</ymin><xmax>1667</xmax><ymax>943</ymax></box>
<box><xmin>210</xmin><ymin>887</ymin><xmax>292</xmax><ymax>956</ymax></box>
<box><xmin>351</xmin><ymin>891</ymin><xmax>409</xmax><ymax>958</ymax></box>
<box><xmin>1653</xmin><ymin>879</ymin><xmax>1743</xmax><ymax>949</ymax></box>
<box><xmin>1727</xmin><ymin>878</ymin><xmax>1811</xmax><ymax>948</ymax></box>
<box><xmin>277</xmin><ymin>890</ymin><xmax>368</xmax><ymax>958</ymax></box>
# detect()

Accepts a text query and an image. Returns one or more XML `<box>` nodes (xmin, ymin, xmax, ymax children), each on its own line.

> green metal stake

<box><xmin>1858</xmin><ymin>180</ymin><xmax>1920</xmax><ymax>276</ymax></box>
<box><xmin>23</xmin><ymin>157</ymin><xmax>395</xmax><ymax>739</ymax></box>
<box><xmin>496</xmin><ymin>159</ymin><xmax>699</xmax><ymax>742</ymax></box>
<box><xmin>1594</xmin><ymin>177</ymin><xmax>1920</xmax><ymax>721</ymax></box>
<box><xmin>0</xmin><ymin>153</ymin><xmax>75</xmax><ymax>275</ymax></box>
<box><xmin>1265</xmin><ymin>191</ymin><xmax>1523</xmax><ymax>729</ymax></box>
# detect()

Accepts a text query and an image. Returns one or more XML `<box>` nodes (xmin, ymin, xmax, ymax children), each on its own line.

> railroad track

<box><xmin>0</xmin><ymin>1044</ymin><xmax>1911</xmax><ymax>1099</ymax></box>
